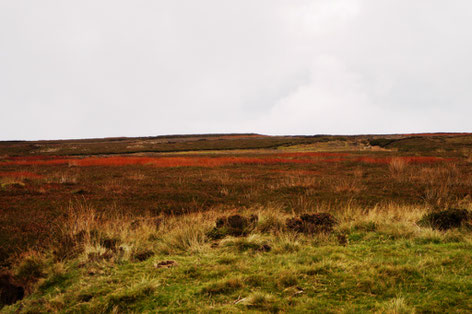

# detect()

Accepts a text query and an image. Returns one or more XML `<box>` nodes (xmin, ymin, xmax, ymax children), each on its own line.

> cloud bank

<box><xmin>1</xmin><ymin>0</ymin><xmax>471</xmax><ymax>140</ymax></box>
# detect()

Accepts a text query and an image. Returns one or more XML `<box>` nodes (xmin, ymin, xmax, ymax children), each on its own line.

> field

<box><xmin>1</xmin><ymin>133</ymin><xmax>472</xmax><ymax>312</ymax></box>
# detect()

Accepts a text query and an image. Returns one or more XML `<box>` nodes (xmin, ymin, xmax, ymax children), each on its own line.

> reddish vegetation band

<box><xmin>0</xmin><ymin>171</ymin><xmax>44</xmax><ymax>179</ymax></box>
<box><xmin>1</xmin><ymin>154</ymin><xmax>451</xmax><ymax>168</ymax></box>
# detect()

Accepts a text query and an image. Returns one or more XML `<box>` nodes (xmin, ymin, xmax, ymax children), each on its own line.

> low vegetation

<box><xmin>1</xmin><ymin>133</ymin><xmax>472</xmax><ymax>312</ymax></box>
<box><xmin>2</xmin><ymin>202</ymin><xmax>472</xmax><ymax>312</ymax></box>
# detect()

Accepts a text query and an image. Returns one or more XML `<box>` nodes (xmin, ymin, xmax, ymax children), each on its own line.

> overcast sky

<box><xmin>1</xmin><ymin>1</ymin><xmax>471</xmax><ymax>140</ymax></box>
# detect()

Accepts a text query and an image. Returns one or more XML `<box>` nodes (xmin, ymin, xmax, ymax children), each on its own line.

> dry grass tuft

<box><xmin>45</xmin><ymin>171</ymin><xmax>79</xmax><ymax>184</ymax></box>
<box><xmin>55</xmin><ymin>202</ymin><xmax>160</xmax><ymax>263</ymax></box>
<box><xmin>337</xmin><ymin>203</ymin><xmax>428</xmax><ymax>239</ymax></box>
<box><xmin>389</xmin><ymin>157</ymin><xmax>408</xmax><ymax>178</ymax></box>
<box><xmin>416</xmin><ymin>163</ymin><xmax>461</xmax><ymax>208</ymax></box>
<box><xmin>126</xmin><ymin>171</ymin><xmax>146</xmax><ymax>181</ymax></box>
<box><xmin>156</xmin><ymin>213</ymin><xmax>214</xmax><ymax>255</ymax></box>
<box><xmin>332</xmin><ymin>177</ymin><xmax>364</xmax><ymax>193</ymax></box>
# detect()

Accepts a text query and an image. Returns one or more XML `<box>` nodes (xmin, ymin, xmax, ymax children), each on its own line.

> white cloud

<box><xmin>247</xmin><ymin>55</ymin><xmax>380</xmax><ymax>134</ymax></box>
<box><xmin>0</xmin><ymin>0</ymin><xmax>471</xmax><ymax>140</ymax></box>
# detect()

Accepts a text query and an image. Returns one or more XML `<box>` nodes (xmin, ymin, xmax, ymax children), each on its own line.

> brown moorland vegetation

<box><xmin>1</xmin><ymin>133</ymin><xmax>472</xmax><ymax>312</ymax></box>
<box><xmin>1</xmin><ymin>134</ymin><xmax>472</xmax><ymax>267</ymax></box>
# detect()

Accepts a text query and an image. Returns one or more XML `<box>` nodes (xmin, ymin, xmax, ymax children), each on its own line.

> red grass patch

<box><xmin>1</xmin><ymin>154</ymin><xmax>452</xmax><ymax>168</ymax></box>
<box><xmin>3</xmin><ymin>156</ymin><xmax>328</xmax><ymax>167</ymax></box>
<box><xmin>72</xmin><ymin>156</ymin><xmax>322</xmax><ymax>167</ymax></box>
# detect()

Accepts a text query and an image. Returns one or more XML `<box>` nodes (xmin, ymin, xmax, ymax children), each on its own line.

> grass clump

<box><xmin>156</xmin><ymin>216</ymin><xmax>211</xmax><ymax>255</ymax></box>
<box><xmin>418</xmin><ymin>208</ymin><xmax>471</xmax><ymax>230</ymax></box>
<box><xmin>200</xmin><ymin>277</ymin><xmax>244</xmax><ymax>296</ymax></box>
<box><xmin>101</xmin><ymin>278</ymin><xmax>159</xmax><ymax>312</ymax></box>
<box><xmin>132</xmin><ymin>249</ymin><xmax>154</xmax><ymax>262</ymax></box>
<box><xmin>286</xmin><ymin>213</ymin><xmax>337</xmax><ymax>234</ymax></box>
<box><xmin>207</xmin><ymin>214</ymin><xmax>258</xmax><ymax>239</ymax></box>
<box><xmin>238</xmin><ymin>292</ymin><xmax>279</xmax><ymax>312</ymax></box>
<box><xmin>13</xmin><ymin>252</ymin><xmax>48</xmax><ymax>294</ymax></box>
<box><xmin>221</xmin><ymin>234</ymin><xmax>272</xmax><ymax>253</ymax></box>
<box><xmin>379</xmin><ymin>297</ymin><xmax>414</xmax><ymax>314</ymax></box>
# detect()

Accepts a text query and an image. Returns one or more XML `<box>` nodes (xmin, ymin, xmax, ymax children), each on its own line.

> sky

<box><xmin>1</xmin><ymin>0</ymin><xmax>471</xmax><ymax>140</ymax></box>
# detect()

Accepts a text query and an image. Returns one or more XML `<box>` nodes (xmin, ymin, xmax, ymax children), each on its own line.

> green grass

<box><xmin>3</xmin><ymin>211</ymin><xmax>472</xmax><ymax>313</ymax></box>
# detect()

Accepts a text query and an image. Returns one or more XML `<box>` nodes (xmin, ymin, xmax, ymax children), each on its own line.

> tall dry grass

<box><xmin>389</xmin><ymin>157</ymin><xmax>408</xmax><ymax>178</ymax></box>
<box><xmin>415</xmin><ymin>163</ymin><xmax>462</xmax><ymax>208</ymax></box>
<box><xmin>386</xmin><ymin>159</ymin><xmax>469</xmax><ymax>209</ymax></box>
<box><xmin>261</xmin><ymin>172</ymin><xmax>321</xmax><ymax>192</ymax></box>
<box><xmin>23</xmin><ymin>197</ymin><xmax>472</xmax><ymax>269</ymax></box>
<box><xmin>332</xmin><ymin>177</ymin><xmax>364</xmax><ymax>193</ymax></box>
<box><xmin>45</xmin><ymin>171</ymin><xmax>79</xmax><ymax>184</ymax></box>
<box><xmin>55</xmin><ymin>202</ymin><xmax>160</xmax><ymax>262</ymax></box>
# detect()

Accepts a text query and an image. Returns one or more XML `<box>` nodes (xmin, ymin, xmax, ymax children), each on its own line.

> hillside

<box><xmin>1</xmin><ymin>133</ymin><xmax>472</xmax><ymax>312</ymax></box>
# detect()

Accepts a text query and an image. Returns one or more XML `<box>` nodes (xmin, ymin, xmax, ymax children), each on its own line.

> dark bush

<box><xmin>368</xmin><ymin>138</ymin><xmax>396</xmax><ymax>147</ymax></box>
<box><xmin>53</xmin><ymin>235</ymin><xmax>80</xmax><ymax>261</ymax></box>
<box><xmin>208</xmin><ymin>214</ymin><xmax>258</xmax><ymax>239</ymax></box>
<box><xmin>418</xmin><ymin>208</ymin><xmax>470</xmax><ymax>230</ymax></box>
<box><xmin>258</xmin><ymin>244</ymin><xmax>272</xmax><ymax>252</ymax></box>
<box><xmin>15</xmin><ymin>255</ymin><xmax>45</xmax><ymax>283</ymax></box>
<box><xmin>0</xmin><ymin>273</ymin><xmax>24</xmax><ymax>306</ymax></box>
<box><xmin>133</xmin><ymin>249</ymin><xmax>154</xmax><ymax>262</ymax></box>
<box><xmin>286</xmin><ymin>213</ymin><xmax>337</xmax><ymax>234</ymax></box>
<box><xmin>102</xmin><ymin>237</ymin><xmax>120</xmax><ymax>251</ymax></box>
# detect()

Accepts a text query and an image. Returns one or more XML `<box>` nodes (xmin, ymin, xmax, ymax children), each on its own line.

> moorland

<box><xmin>1</xmin><ymin>133</ymin><xmax>472</xmax><ymax>312</ymax></box>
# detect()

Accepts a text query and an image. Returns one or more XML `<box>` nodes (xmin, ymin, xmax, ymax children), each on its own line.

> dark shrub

<box><xmin>286</xmin><ymin>213</ymin><xmax>337</xmax><ymax>234</ymax></box>
<box><xmin>53</xmin><ymin>230</ymin><xmax>120</xmax><ymax>261</ymax></box>
<box><xmin>209</xmin><ymin>214</ymin><xmax>258</xmax><ymax>239</ymax></box>
<box><xmin>258</xmin><ymin>244</ymin><xmax>272</xmax><ymax>252</ymax></box>
<box><xmin>0</xmin><ymin>273</ymin><xmax>24</xmax><ymax>306</ymax></box>
<box><xmin>133</xmin><ymin>249</ymin><xmax>154</xmax><ymax>262</ymax></box>
<box><xmin>53</xmin><ymin>230</ymin><xmax>88</xmax><ymax>261</ymax></box>
<box><xmin>53</xmin><ymin>235</ymin><xmax>79</xmax><ymax>261</ymax></box>
<box><xmin>418</xmin><ymin>208</ymin><xmax>470</xmax><ymax>230</ymax></box>
<box><xmin>15</xmin><ymin>255</ymin><xmax>45</xmax><ymax>283</ymax></box>
<box><xmin>102</xmin><ymin>237</ymin><xmax>120</xmax><ymax>251</ymax></box>
<box><xmin>368</xmin><ymin>138</ymin><xmax>396</xmax><ymax>147</ymax></box>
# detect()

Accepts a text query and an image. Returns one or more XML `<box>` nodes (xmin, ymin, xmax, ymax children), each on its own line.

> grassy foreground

<box><xmin>3</xmin><ymin>203</ymin><xmax>472</xmax><ymax>313</ymax></box>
